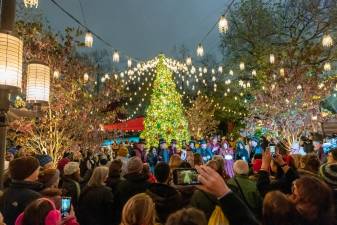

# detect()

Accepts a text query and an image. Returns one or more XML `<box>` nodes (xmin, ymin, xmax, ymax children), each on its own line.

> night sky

<box><xmin>36</xmin><ymin>0</ymin><xmax>228</xmax><ymax>60</ymax></box>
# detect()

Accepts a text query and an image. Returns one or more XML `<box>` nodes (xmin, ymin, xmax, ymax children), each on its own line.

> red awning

<box><xmin>104</xmin><ymin>117</ymin><xmax>144</xmax><ymax>132</ymax></box>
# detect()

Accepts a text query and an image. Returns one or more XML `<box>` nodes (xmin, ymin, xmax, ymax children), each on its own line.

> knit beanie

<box><xmin>63</xmin><ymin>162</ymin><xmax>80</xmax><ymax>176</ymax></box>
<box><xmin>38</xmin><ymin>169</ymin><xmax>60</xmax><ymax>187</ymax></box>
<box><xmin>36</xmin><ymin>154</ymin><xmax>53</xmax><ymax>167</ymax></box>
<box><xmin>127</xmin><ymin>156</ymin><xmax>143</xmax><ymax>174</ymax></box>
<box><xmin>320</xmin><ymin>163</ymin><xmax>337</xmax><ymax>187</ymax></box>
<box><xmin>9</xmin><ymin>156</ymin><xmax>40</xmax><ymax>181</ymax></box>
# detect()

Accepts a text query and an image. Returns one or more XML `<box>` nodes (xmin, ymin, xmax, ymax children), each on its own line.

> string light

<box><xmin>324</xmin><ymin>62</ymin><xmax>331</xmax><ymax>71</ymax></box>
<box><xmin>186</xmin><ymin>56</ymin><xmax>192</xmax><ymax>66</ymax></box>
<box><xmin>127</xmin><ymin>58</ymin><xmax>132</xmax><ymax>67</ymax></box>
<box><xmin>53</xmin><ymin>70</ymin><xmax>60</xmax><ymax>79</ymax></box>
<box><xmin>83</xmin><ymin>73</ymin><xmax>89</xmax><ymax>82</ymax></box>
<box><xmin>269</xmin><ymin>54</ymin><xmax>275</xmax><ymax>64</ymax></box>
<box><xmin>239</xmin><ymin>62</ymin><xmax>245</xmax><ymax>70</ymax></box>
<box><xmin>252</xmin><ymin>69</ymin><xmax>257</xmax><ymax>76</ymax></box>
<box><xmin>218</xmin><ymin>66</ymin><xmax>223</xmax><ymax>73</ymax></box>
<box><xmin>280</xmin><ymin>68</ymin><xmax>285</xmax><ymax>76</ymax></box>
<box><xmin>229</xmin><ymin>70</ymin><xmax>234</xmax><ymax>76</ymax></box>
<box><xmin>218</xmin><ymin>15</ymin><xmax>228</xmax><ymax>33</ymax></box>
<box><xmin>197</xmin><ymin>43</ymin><xmax>204</xmax><ymax>57</ymax></box>
<box><xmin>85</xmin><ymin>32</ymin><xmax>93</xmax><ymax>47</ymax></box>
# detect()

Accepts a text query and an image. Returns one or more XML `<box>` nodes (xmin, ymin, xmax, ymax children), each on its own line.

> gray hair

<box><xmin>233</xmin><ymin>160</ymin><xmax>249</xmax><ymax>175</ymax></box>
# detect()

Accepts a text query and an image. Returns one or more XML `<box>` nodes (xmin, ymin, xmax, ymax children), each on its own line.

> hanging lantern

<box><xmin>269</xmin><ymin>54</ymin><xmax>275</xmax><ymax>64</ymax></box>
<box><xmin>85</xmin><ymin>32</ymin><xmax>93</xmax><ymax>47</ymax></box>
<box><xmin>113</xmin><ymin>50</ymin><xmax>120</xmax><ymax>63</ymax></box>
<box><xmin>239</xmin><ymin>62</ymin><xmax>245</xmax><ymax>70</ymax></box>
<box><xmin>229</xmin><ymin>70</ymin><xmax>234</xmax><ymax>76</ymax></box>
<box><xmin>24</xmin><ymin>0</ymin><xmax>38</xmax><ymax>8</ymax></box>
<box><xmin>26</xmin><ymin>63</ymin><xmax>50</xmax><ymax>102</ymax></box>
<box><xmin>297</xmin><ymin>84</ymin><xmax>302</xmax><ymax>90</ymax></box>
<box><xmin>53</xmin><ymin>70</ymin><xmax>60</xmax><ymax>79</ymax></box>
<box><xmin>324</xmin><ymin>62</ymin><xmax>331</xmax><ymax>71</ymax></box>
<box><xmin>0</xmin><ymin>33</ymin><xmax>23</xmax><ymax>90</ymax></box>
<box><xmin>322</xmin><ymin>34</ymin><xmax>333</xmax><ymax>47</ymax></box>
<box><xmin>218</xmin><ymin>15</ymin><xmax>228</xmax><ymax>33</ymax></box>
<box><xmin>83</xmin><ymin>73</ymin><xmax>89</xmax><ymax>82</ymax></box>
<box><xmin>127</xmin><ymin>58</ymin><xmax>132</xmax><ymax>67</ymax></box>
<box><xmin>203</xmin><ymin>67</ymin><xmax>207</xmax><ymax>73</ymax></box>
<box><xmin>190</xmin><ymin>66</ymin><xmax>196</xmax><ymax>74</ymax></box>
<box><xmin>251</xmin><ymin>69</ymin><xmax>257</xmax><ymax>76</ymax></box>
<box><xmin>218</xmin><ymin>66</ymin><xmax>223</xmax><ymax>73</ymax></box>
<box><xmin>186</xmin><ymin>56</ymin><xmax>192</xmax><ymax>66</ymax></box>
<box><xmin>104</xmin><ymin>74</ymin><xmax>109</xmax><ymax>79</ymax></box>
<box><xmin>196</xmin><ymin>43</ymin><xmax>204</xmax><ymax>57</ymax></box>
<box><xmin>101</xmin><ymin>77</ymin><xmax>105</xmax><ymax>83</ymax></box>
<box><xmin>279</xmin><ymin>68</ymin><xmax>285</xmax><ymax>76</ymax></box>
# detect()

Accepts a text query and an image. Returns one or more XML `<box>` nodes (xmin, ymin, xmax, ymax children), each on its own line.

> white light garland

<box><xmin>85</xmin><ymin>32</ymin><xmax>93</xmax><ymax>48</ymax></box>
<box><xmin>322</xmin><ymin>34</ymin><xmax>333</xmax><ymax>47</ymax></box>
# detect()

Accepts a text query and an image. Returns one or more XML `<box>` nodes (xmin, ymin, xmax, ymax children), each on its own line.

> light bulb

<box><xmin>197</xmin><ymin>43</ymin><xmax>204</xmax><ymax>57</ymax></box>
<box><xmin>218</xmin><ymin>15</ymin><xmax>228</xmax><ymax>33</ymax></box>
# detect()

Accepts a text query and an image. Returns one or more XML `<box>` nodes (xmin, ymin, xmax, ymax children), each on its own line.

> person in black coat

<box><xmin>114</xmin><ymin>157</ymin><xmax>150</xmax><ymax>225</ymax></box>
<box><xmin>0</xmin><ymin>157</ymin><xmax>43</xmax><ymax>225</ymax></box>
<box><xmin>62</xmin><ymin>162</ymin><xmax>82</xmax><ymax>209</ymax></box>
<box><xmin>77</xmin><ymin>166</ymin><xmax>114</xmax><ymax>225</ymax></box>
<box><xmin>146</xmin><ymin>162</ymin><xmax>182</xmax><ymax>224</ymax></box>
<box><xmin>257</xmin><ymin>150</ymin><xmax>298</xmax><ymax>197</ymax></box>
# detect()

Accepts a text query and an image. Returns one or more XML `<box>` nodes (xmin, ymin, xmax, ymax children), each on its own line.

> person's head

<box><xmin>38</xmin><ymin>169</ymin><xmax>60</xmax><ymax>188</ymax></box>
<box><xmin>63</xmin><ymin>162</ymin><xmax>80</xmax><ymax>181</ymax></box>
<box><xmin>126</xmin><ymin>156</ymin><xmax>143</xmax><ymax>174</ymax></box>
<box><xmin>212</xmin><ymin>136</ymin><xmax>218</xmax><ymax>145</ymax></box>
<box><xmin>40</xmin><ymin>188</ymin><xmax>63</xmax><ymax>210</ymax></box>
<box><xmin>319</xmin><ymin>163</ymin><xmax>337</xmax><ymax>189</ymax></box>
<box><xmin>193</xmin><ymin>153</ymin><xmax>203</xmax><ymax>166</ymax></box>
<box><xmin>165</xmin><ymin>208</ymin><xmax>207</xmax><ymax>225</ymax></box>
<box><xmin>121</xmin><ymin>193</ymin><xmax>156</xmax><ymax>225</ymax></box>
<box><xmin>159</xmin><ymin>139</ymin><xmax>167</xmax><ymax>149</ymax></box>
<box><xmin>313</xmin><ymin>140</ymin><xmax>322</xmax><ymax>151</ymax></box>
<box><xmin>87</xmin><ymin>166</ymin><xmax>109</xmax><ymax>187</ymax></box>
<box><xmin>206</xmin><ymin>160</ymin><xmax>218</xmax><ymax>171</ymax></box>
<box><xmin>222</xmin><ymin>141</ymin><xmax>229</xmax><ymax>149</ymax></box>
<box><xmin>154</xmin><ymin>162</ymin><xmax>170</xmax><ymax>184</ymax></box>
<box><xmin>327</xmin><ymin>148</ymin><xmax>337</xmax><ymax>164</ymax></box>
<box><xmin>109</xmin><ymin>159</ymin><xmax>122</xmax><ymax>178</ymax></box>
<box><xmin>15</xmin><ymin>198</ymin><xmax>61</xmax><ymax>225</ymax></box>
<box><xmin>263</xmin><ymin>191</ymin><xmax>297</xmax><ymax>225</ymax></box>
<box><xmin>199</xmin><ymin>140</ymin><xmax>207</xmax><ymax>150</ymax></box>
<box><xmin>233</xmin><ymin>160</ymin><xmax>249</xmax><ymax>175</ymax></box>
<box><xmin>189</xmin><ymin>141</ymin><xmax>195</xmax><ymax>149</ymax></box>
<box><xmin>118</xmin><ymin>145</ymin><xmax>128</xmax><ymax>158</ymax></box>
<box><xmin>171</xmin><ymin>139</ymin><xmax>177</xmax><ymax>148</ymax></box>
<box><xmin>9</xmin><ymin>156</ymin><xmax>40</xmax><ymax>182</ymax></box>
<box><xmin>149</xmin><ymin>146</ymin><xmax>157</xmax><ymax>154</ymax></box>
<box><xmin>300</xmin><ymin>154</ymin><xmax>320</xmax><ymax>173</ymax></box>
<box><xmin>212</xmin><ymin>155</ymin><xmax>225</xmax><ymax>174</ymax></box>
<box><xmin>169</xmin><ymin>154</ymin><xmax>182</xmax><ymax>170</ymax></box>
<box><xmin>5</xmin><ymin>152</ymin><xmax>14</xmax><ymax>161</ymax></box>
<box><xmin>290</xmin><ymin>176</ymin><xmax>335</xmax><ymax>225</ymax></box>
<box><xmin>136</xmin><ymin>139</ymin><xmax>145</xmax><ymax>151</ymax></box>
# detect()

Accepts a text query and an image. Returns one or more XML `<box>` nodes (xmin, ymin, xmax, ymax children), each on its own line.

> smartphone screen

<box><xmin>269</xmin><ymin>145</ymin><xmax>276</xmax><ymax>154</ymax></box>
<box><xmin>173</xmin><ymin>168</ymin><xmax>200</xmax><ymax>185</ymax></box>
<box><xmin>61</xmin><ymin>197</ymin><xmax>71</xmax><ymax>217</ymax></box>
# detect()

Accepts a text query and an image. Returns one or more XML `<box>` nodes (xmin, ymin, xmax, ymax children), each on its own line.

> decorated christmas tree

<box><xmin>141</xmin><ymin>55</ymin><xmax>190</xmax><ymax>147</ymax></box>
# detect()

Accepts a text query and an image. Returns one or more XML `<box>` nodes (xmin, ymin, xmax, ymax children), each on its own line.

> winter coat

<box><xmin>257</xmin><ymin>167</ymin><xmax>299</xmax><ymax>197</ymax></box>
<box><xmin>219</xmin><ymin>192</ymin><xmax>260</xmax><ymax>225</ymax></box>
<box><xmin>146</xmin><ymin>183</ymin><xmax>182</xmax><ymax>223</ymax></box>
<box><xmin>77</xmin><ymin>186</ymin><xmax>114</xmax><ymax>225</ymax></box>
<box><xmin>190</xmin><ymin>189</ymin><xmax>218</xmax><ymax>220</ymax></box>
<box><xmin>62</xmin><ymin>177</ymin><xmax>81</xmax><ymax>209</ymax></box>
<box><xmin>114</xmin><ymin>173</ymin><xmax>150</xmax><ymax>224</ymax></box>
<box><xmin>196</xmin><ymin>148</ymin><xmax>213</xmax><ymax>163</ymax></box>
<box><xmin>227</xmin><ymin>175</ymin><xmax>262</xmax><ymax>218</ymax></box>
<box><xmin>171</xmin><ymin>184</ymin><xmax>196</xmax><ymax>207</ymax></box>
<box><xmin>0</xmin><ymin>180</ymin><xmax>42</xmax><ymax>225</ymax></box>
<box><xmin>106</xmin><ymin>175</ymin><xmax>123</xmax><ymax>195</ymax></box>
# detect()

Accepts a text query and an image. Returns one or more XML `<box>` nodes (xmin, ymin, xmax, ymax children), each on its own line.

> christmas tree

<box><xmin>141</xmin><ymin>55</ymin><xmax>190</xmax><ymax>147</ymax></box>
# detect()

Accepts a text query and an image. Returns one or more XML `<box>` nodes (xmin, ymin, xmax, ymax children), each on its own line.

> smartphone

<box><xmin>61</xmin><ymin>197</ymin><xmax>71</xmax><ymax>218</ymax></box>
<box><xmin>173</xmin><ymin>168</ymin><xmax>201</xmax><ymax>185</ymax></box>
<box><xmin>269</xmin><ymin>145</ymin><xmax>276</xmax><ymax>156</ymax></box>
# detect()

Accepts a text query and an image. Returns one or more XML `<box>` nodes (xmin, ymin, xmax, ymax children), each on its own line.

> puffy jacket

<box><xmin>0</xmin><ymin>180</ymin><xmax>42</xmax><ymax>225</ymax></box>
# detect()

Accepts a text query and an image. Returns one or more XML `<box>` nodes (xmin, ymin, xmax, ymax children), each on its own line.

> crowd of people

<box><xmin>0</xmin><ymin>134</ymin><xmax>336</xmax><ymax>225</ymax></box>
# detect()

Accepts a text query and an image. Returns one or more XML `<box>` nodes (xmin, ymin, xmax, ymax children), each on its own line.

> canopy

<box><xmin>104</xmin><ymin>117</ymin><xmax>144</xmax><ymax>132</ymax></box>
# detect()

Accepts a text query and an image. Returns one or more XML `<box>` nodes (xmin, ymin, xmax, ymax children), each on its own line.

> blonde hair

<box><xmin>87</xmin><ymin>166</ymin><xmax>109</xmax><ymax>187</ymax></box>
<box><xmin>121</xmin><ymin>193</ymin><xmax>156</xmax><ymax>225</ymax></box>
<box><xmin>169</xmin><ymin>154</ymin><xmax>183</xmax><ymax>170</ymax></box>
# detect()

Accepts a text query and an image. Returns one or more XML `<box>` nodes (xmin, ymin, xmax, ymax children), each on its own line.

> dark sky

<box><xmin>37</xmin><ymin>0</ymin><xmax>228</xmax><ymax>60</ymax></box>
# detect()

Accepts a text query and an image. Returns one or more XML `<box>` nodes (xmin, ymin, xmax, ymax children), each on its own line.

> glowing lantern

<box><xmin>26</xmin><ymin>63</ymin><xmax>50</xmax><ymax>102</ymax></box>
<box><xmin>218</xmin><ymin>16</ymin><xmax>228</xmax><ymax>33</ymax></box>
<box><xmin>239</xmin><ymin>62</ymin><xmax>245</xmax><ymax>70</ymax></box>
<box><xmin>127</xmin><ymin>59</ymin><xmax>132</xmax><ymax>67</ymax></box>
<box><xmin>85</xmin><ymin>32</ymin><xmax>93</xmax><ymax>47</ymax></box>
<box><xmin>269</xmin><ymin>54</ymin><xmax>275</xmax><ymax>64</ymax></box>
<box><xmin>0</xmin><ymin>33</ymin><xmax>23</xmax><ymax>89</ymax></box>
<box><xmin>24</xmin><ymin>0</ymin><xmax>38</xmax><ymax>8</ymax></box>
<box><xmin>113</xmin><ymin>50</ymin><xmax>120</xmax><ymax>63</ymax></box>
<box><xmin>322</xmin><ymin>34</ymin><xmax>333</xmax><ymax>47</ymax></box>
<box><xmin>229</xmin><ymin>70</ymin><xmax>234</xmax><ymax>76</ymax></box>
<box><xmin>53</xmin><ymin>70</ymin><xmax>60</xmax><ymax>79</ymax></box>
<box><xmin>83</xmin><ymin>73</ymin><xmax>89</xmax><ymax>82</ymax></box>
<box><xmin>218</xmin><ymin>66</ymin><xmax>223</xmax><ymax>73</ymax></box>
<box><xmin>251</xmin><ymin>69</ymin><xmax>257</xmax><ymax>76</ymax></box>
<box><xmin>186</xmin><ymin>56</ymin><xmax>192</xmax><ymax>66</ymax></box>
<box><xmin>197</xmin><ymin>43</ymin><xmax>204</xmax><ymax>57</ymax></box>
<box><xmin>280</xmin><ymin>68</ymin><xmax>285</xmax><ymax>76</ymax></box>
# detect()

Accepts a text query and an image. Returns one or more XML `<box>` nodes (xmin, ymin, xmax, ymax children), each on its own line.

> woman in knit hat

<box><xmin>61</xmin><ymin>162</ymin><xmax>81</xmax><ymax>209</ymax></box>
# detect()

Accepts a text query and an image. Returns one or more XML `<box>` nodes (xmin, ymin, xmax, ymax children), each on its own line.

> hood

<box><xmin>147</xmin><ymin>183</ymin><xmax>180</xmax><ymax>201</ymax></box>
